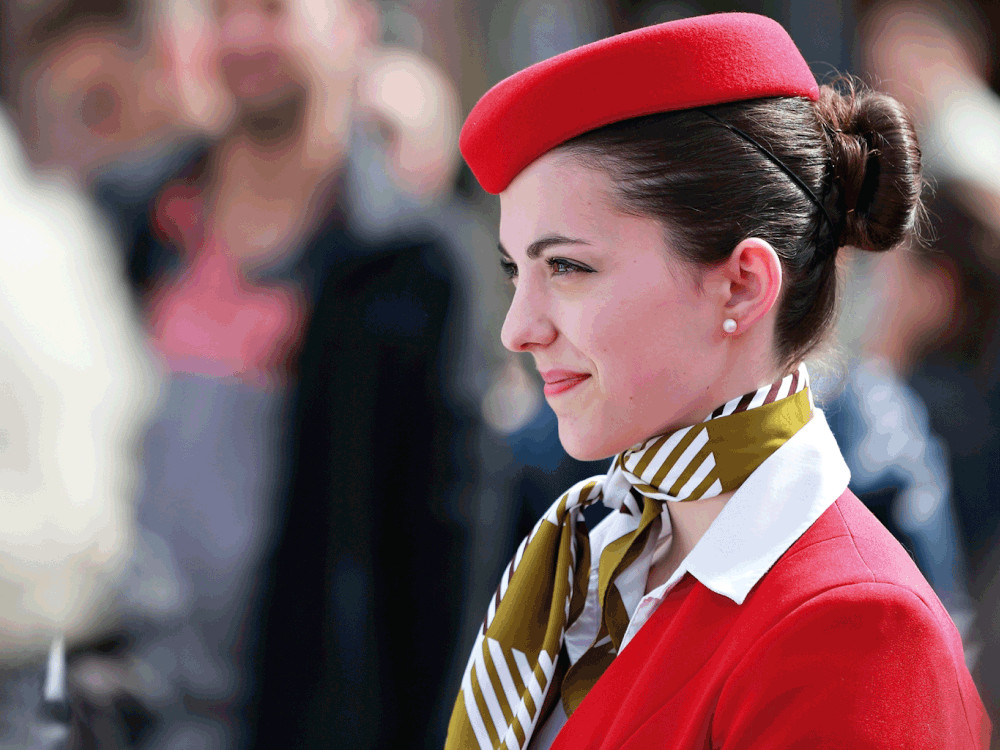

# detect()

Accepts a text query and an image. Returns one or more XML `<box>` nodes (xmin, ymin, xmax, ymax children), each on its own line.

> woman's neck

<box><xmin>644</xmin><ymin>492</ymin><xmax>732</xmax><ymax>594</ymax></box>
<box><xmin>669</xmin><ymin>358</ymin><xmax>786</xmax><ymax>432</ymax></box>
<box><xmin>641</xmin><ymin>361</ymin><xmax>808</xmax><ymax>594</ymax></box>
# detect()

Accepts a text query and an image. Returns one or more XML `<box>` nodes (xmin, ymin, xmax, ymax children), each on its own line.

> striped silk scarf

<box><xmin>446</xmin><ymin>365</ymin><xmax>813</xmax><ymax>750</ymax></box>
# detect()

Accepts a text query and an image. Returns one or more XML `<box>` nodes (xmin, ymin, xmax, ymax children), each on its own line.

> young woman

<box><xmin>446</xmin><ymin>13</ymin><xmax>990</xmax><ymax>750</ymax></box>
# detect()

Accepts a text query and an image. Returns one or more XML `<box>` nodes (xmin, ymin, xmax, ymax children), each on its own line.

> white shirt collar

<box><xmin>661</xmin><ymin>407</ymin><xmax>850</xmax><ymax>605</ymax></box>
<box><xmin>566</xmin><ymin>407</ymin><xmax>850</xmax><ymax>662</ymax></box>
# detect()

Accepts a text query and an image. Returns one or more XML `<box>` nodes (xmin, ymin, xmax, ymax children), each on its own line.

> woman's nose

<box><xmin>500</xmin><ymin>282</ymin><xmax>557</xmax><ymax>352</ymax></box>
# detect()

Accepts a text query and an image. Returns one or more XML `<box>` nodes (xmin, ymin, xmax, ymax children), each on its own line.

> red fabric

<box><xmin>549</xmin><ymin>491</ymin><xmax>991</xmax><ymax>749</ymax></box>
<box><xmin>461</xmin><ymin>13</ymin><xmax>820</xmax><ymax>194</ymax></box>
<box><xmin>148</xmin><ymin>244</ymin><xmax>305</xmax><ymax>385</ymax></box>
<box><xmin>147</xmin><ymin>183</ymin><xmax>307</xmax><ymax>385</ymax></box>
<box><xmin>153</xmin><ymin>184</ymin><xmax>206</xmax><ymax>254</ymax></box>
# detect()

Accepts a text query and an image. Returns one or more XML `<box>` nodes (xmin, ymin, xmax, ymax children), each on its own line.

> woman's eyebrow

<box><xmin>497</xmin><ymin>235</ymin><xmax>593</xmax><ymax>260</ymax></box>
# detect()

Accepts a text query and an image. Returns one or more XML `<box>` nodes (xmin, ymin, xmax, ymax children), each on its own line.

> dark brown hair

<box><xmin>558</xmin><ymin>80</ymin><xmax>925</xmax><ymax>369</ymax></box>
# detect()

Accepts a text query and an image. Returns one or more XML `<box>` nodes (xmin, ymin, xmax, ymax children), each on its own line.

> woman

<box><xmin>446</xmin><ymin>12</ymin><xmax>990</xmax><ymax>750</ymax></box>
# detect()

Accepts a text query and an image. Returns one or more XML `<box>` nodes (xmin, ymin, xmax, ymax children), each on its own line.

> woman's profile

<box><xmin>446</xmin><ymin>12</ymin><xmax>991</xmax><ymax>750</ymax></box>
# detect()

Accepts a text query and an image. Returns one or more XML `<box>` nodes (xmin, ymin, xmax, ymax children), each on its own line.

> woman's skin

<box><xmin>497</xmin><ymin>149</ymin><xmax>796</xmax><ymax>584</ymax></box>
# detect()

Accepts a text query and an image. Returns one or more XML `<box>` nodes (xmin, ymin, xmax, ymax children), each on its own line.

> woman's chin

<box><xmin>557</xmin><ymin>427</ymin><xmax>621</xmax><ymax>463</ymax></box>
<box><xmin>556</xmin><ymin>409</ymin><xmax>648</xmax><ymax>462</ymax></box>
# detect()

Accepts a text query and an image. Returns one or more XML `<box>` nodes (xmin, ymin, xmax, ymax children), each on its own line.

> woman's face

<box><xmin>499</xmin><ymin>151</ymin><xmax>728</xmax><ymax>461</ymax></box>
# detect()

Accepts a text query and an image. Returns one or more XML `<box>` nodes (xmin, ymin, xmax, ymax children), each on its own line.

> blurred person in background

<box><xmin>0</xmin><ymin>1</ymin><xmax>248</xmax><ymax>747</ymax></box>
<box><xmin>0</xmin><ymin>26</ymin><xmax>160</xmax><ymax>750</ymax></box>
<box><xmin>912</xmin><ymin>182</ymin><xmax>1000</xmax><ymax>749</ymax></box>
<box><xmin>70</xmin><ymin>0</ymin><xmax>486</xmax><ymax>747</ymax></box>
<box><xmin>860</xmin><ymin>0</ymin><xmax>1000</xmax><ymax>201</ymax></box>
<box><xmin>857</xmin><ymin>0</ymin><xmax>1000</xmax><ymax>595</ymax></box>
<box><xmin>0</xmin><ymin>0</ymin><xmax>230</xmax><ymax>238</ymax></box>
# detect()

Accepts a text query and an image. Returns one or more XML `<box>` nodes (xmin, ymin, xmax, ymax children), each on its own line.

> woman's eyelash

<box><xmin>499</xmin><ymin>257</ymin><xmax>593</xmax><ymax>279</ymax></box>
<box><xmin>547</xmin><ymin>258</ymin><xmax>587</xmax><ymax>275</ymax></box>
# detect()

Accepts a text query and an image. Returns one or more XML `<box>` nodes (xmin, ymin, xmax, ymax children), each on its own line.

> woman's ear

<box><xmin>713</xmin><ymin>237</ymin><xmax>783</xmax><ymax>333</ymax></box>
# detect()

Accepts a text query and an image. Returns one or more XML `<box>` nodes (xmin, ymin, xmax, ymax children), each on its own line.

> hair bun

<box><xmin>816</xmin><ymin>81</ymin><xmax>924</xmax><ymax>253</ymax></box>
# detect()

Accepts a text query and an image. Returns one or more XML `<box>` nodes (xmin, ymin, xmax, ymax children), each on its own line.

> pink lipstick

<box><xmin>540</xmin><ymin>370</ymin><xmax>591</xmax><ymax>396</ymax></box>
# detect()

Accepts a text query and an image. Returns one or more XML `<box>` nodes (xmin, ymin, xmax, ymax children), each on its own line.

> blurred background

<box><xmin>0</xmin><ymin>0</ymin><xmax>998</xmax><ymax>747</ymax></box>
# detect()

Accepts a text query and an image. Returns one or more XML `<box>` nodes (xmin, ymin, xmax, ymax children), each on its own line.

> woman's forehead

<box><xmin>499</xmin><ymin>164</ymin><xmax>675</xmax><ymax>265</ymax></box>
<box><xmin>502</xmin><ymin>152</ymin><xmax>616</xmax><ymax>209</ymax></box>
<box><xmin>499</xmin><ymin>157</ymin><xmax>621</xmax><ymax>241</ymax></box>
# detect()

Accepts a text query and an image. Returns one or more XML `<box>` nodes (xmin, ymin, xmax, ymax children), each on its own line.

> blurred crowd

<box><xmin>0</xmin><ymin>0</ymin><xmax>999</xmax><ymax>747</ymax></box>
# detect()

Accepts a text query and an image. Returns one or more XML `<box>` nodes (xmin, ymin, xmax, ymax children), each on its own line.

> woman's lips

<box><xmin>540</xmin><ymin>371</ymin><xmax>591</xmax><ymax>396</ymax></box>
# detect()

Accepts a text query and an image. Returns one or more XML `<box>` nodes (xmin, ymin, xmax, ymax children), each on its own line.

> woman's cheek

<box><xmin>580</xmin><ymin>299</ymin><xmax>630</xmax><ymax>352</ymax></box>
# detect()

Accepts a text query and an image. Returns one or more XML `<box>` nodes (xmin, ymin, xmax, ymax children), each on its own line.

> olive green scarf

<box><xmin>447</xmin><ymin>365</ymin><xmax>812</xmax><ymax>750</ymax></box>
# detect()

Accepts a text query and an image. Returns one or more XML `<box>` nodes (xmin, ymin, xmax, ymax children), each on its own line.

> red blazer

<box><xmin>550</xmin><ymin>490</ymin><xmax>991</xmax><ymax>749</ymax></box>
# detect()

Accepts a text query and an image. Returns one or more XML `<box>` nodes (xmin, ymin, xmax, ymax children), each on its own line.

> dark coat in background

<box><xmin>250</xmin><ymin>238</ymin><xmax>475</xmax><ymax>749</ymax></box>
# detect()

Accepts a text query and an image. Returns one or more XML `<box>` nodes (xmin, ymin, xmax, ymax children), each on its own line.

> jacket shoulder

<box><xmin>752</xmin><ymin>490</ymin><xmax>943</xmax><ymax>612</ymax></box>
<box><xmin>712</xmin><ymin>491</ymin><xmax>990</xmax><ymax>747</ymax></box>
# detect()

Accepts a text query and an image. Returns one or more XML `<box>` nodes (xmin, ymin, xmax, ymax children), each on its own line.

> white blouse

<box><xmin>529</xmin><ymin>408</ymin><xmax>851</xmax><ymax>749</ymax></box>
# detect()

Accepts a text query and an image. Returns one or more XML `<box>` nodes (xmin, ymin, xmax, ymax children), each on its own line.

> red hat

<box><xmin>460</xmin><ymin>13</ymin><xmax>819</xmax><ymax>194</ymax></box>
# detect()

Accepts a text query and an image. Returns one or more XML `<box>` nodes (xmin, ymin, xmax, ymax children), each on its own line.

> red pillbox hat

<box><xmin>460</xmin><ymin>12</ymin><xmax>819</xmax><ymax>194</ymax></box>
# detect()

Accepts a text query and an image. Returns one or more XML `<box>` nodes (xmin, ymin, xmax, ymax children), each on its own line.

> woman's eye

<box><xmin>548</xmin><ymin>258</ymin><xmax>586</xmax><ymax>275</ymax></box>
<box><xmin>500</xmin><ymin>259</ymin><xmax>518</xmax><ymax>279</ymax></box>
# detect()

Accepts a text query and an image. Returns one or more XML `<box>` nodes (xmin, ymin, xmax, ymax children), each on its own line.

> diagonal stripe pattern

<box><xmin>446</xmin><ymin>365</ymin><xmax>812</xmax><ymax>749</ymax></box>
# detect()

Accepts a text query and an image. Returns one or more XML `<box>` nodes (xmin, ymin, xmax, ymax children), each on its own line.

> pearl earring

<box><xmin>722</xmin><ymin>318</ymin><xmax>737</xmax><ymax>334</ymax></box>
